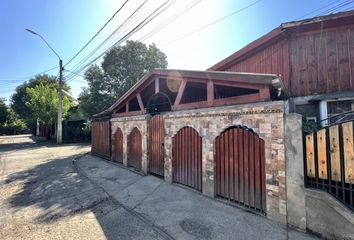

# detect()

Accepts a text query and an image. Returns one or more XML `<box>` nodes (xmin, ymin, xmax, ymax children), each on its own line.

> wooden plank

<box><xmin>326</xmin><ymin>31</ymin><xmax>339</xmax><ymax>93</ymax></box>
<box><xmin>329</xmin><ymin>125</ymin><xmax>341</xmax><ymax>181</ymax></box>
<box><xmin>260</xmin><ymin>140</ymin><xmax>266</xmax><ymax>211</ymax></box>
<box><xmin>155</xmin><ymin>78</ymin><xmax>159</xmax><ymax>93</ymax></box>
<box><xmin>207</xmin><ymin>80</ymin><xmax>214</xmax><ymax>106</ymax></box>
<box><xmin>306</xmin><ymin>133</ymin><xmax>316</xmax><ymax>177</ymax></box>
<box><xmin>244</xmin><ymin>129</ymin><xmax>249</xmax><ymax>206</ymax></box>
<box><xmin>249</xmin><ymin>132</ymin><xmax>255</xmax><ymax>208</ymax></box>
<box><xmin>254</xmin><ymin>135</ymin><xmax>261</xmax><ymax>209</ymax></box>
<box><xmin>337</xmin><ymin>29</ymin><xmax>351</xmax><ymax>91</ymax></box>
<box><xmin>317</xmin><ymin>129</ymin><xmax>328</xmax><ymax>179</ymax></box>
<box><xmin>136</xmin><ymin>93</ymin><xmax>144</xmax><ymax>112</ymax></box>
<box><xmin>225</xmin><ymin>131</ymin><xmax>229</xmax><ymax>199</ymax></box>
<box><xmin>314</xmin><ymin>32</ymin><xmax>327</xmax><ymax>94</ymax></box>
<box><xmin>238</xmin><ymin>128</ymin><xmax>244</xmax><ymax>203</ymax></box>
<box><xmin>349</xmin><ymin>28</ymin><xmax>354</xmax><ymax>89</ymax></box>
<box><xmin>220</xmin><ymin>132</ymin><xmax>225</xmax><ymax>197</ymax></box>
<box><xmin>173</xmin><ymin>79</ymin><xmax>187</xmax><ymax>107</ymax></box>
<box><xmin>233</xmin><ymin>128</ymin><xmax>239</xmax><ymax>202</ymax></box>
<box><xmin>229</xmin><ymin>130</ymin><xmax>234</xmax><ymax>201</ymax></box>
<box><xmin>342</xmin><ymin>122</ymin><xmax>354</xmax><ymax>184</ymax></box>
<box><xmin>306</xmin><ymin>34</ymin><xmax>318</xmax><ymax>95</ymax></box>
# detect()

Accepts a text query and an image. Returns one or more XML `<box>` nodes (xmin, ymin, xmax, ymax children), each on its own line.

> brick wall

<box><xmin>110</xmin><ymin>100</ymin><xmax>286</xmax><ymax>223</ymax></box>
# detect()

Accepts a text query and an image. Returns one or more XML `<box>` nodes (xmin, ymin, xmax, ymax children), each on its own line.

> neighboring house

<box><xmin>208</xmin><ymin>10</ymin><xmax>354</xmax><ymax>126</ymax></box>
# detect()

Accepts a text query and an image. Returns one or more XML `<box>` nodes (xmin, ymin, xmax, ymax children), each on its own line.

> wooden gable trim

<box><xmin>213</xmin><ymin>92</ymin><xmax>269</xmax><ymax>107</ymax></box>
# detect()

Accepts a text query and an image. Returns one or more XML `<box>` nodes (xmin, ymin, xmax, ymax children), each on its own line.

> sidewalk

<box><xmin>77</xmin><ymin>154</ymin><xmax>318</xmax><ymax>240</ymax></box>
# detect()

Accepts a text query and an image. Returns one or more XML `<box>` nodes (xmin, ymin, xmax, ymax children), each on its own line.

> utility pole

<box><xmin>26</xmin><ymin>28</ymin><xmax>63</xmax><ymax>144</ymax></box>
<box><xmin>57</xmin><ymin>59</ymin><xmax>63</xmax><ymax>144</ymax></box>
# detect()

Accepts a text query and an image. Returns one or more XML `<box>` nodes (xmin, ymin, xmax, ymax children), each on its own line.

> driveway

<box><xmin>0</xmin><ymin>135</ymin><xmax>318</xmax><ymax>240</ymax></box>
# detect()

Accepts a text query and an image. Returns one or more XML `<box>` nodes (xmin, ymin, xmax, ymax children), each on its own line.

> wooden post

<box><xmin>207</xmin><ymin>80</ymin><xmax>214</xmax><ymax>106</ymax></box>
<box><xmin>155</xmin><ymin>78</ymin><xmax>159</xmax><ymax>93</ymax></box>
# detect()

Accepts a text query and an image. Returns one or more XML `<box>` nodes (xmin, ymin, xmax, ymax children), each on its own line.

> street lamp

<box><xmin>26</xmin><ymin>28</ymin><xmax>63</xmax><ymax>144</ymax></box>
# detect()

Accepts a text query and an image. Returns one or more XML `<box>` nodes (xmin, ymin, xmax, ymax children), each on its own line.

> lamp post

<box><xmin>26</xmin><ymin>28</ymin><xmax>63</xmax><ymax>144</ymax></box>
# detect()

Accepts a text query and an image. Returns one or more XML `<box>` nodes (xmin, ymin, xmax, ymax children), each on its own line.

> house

<box><xmin>208</xmin><ymin>10</ymin><xmax>354</xmax><ymax>126</ymax></box>
<box><xmin>90</xmin><ymin>10</ymin><xmax>354</xmax><ymax>238</ymax></box>
<box><xmin>92</xmin><ymin>69</ymin><xmax>288</xmax><ymax>223</ymax></box>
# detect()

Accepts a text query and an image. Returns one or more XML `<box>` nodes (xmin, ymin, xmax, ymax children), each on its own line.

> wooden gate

<box><xmin>91</xmin><ymin>121</ymin><xmax>111</xmax><ymax>159</ymax></box>
<box><xmin>215</xmin><ymin>126</ymin><xmax>266</xmax><ymax>213</ymax></box>
<box><xmin>172</xmin><ymin>127</ymin><xmax>202</xmax><ymax>191</ymax></box>
<box><xmin>128</xmin><ymin>127</ymin><xmax>142</xmax><ymax>170</ymax></box>
<box><xmin>112</xmin><ymin>128</ymin><xmax>123</xmax><ymax>163</ymax></box>
<box><xmin>304</xmin><ymin>121</ymin><xmax>354</xmax><ymax>211</ymax></box>
<box><xmin>149</xmin><ymin>115</ymin><xmax>165</xmax><ymax>176</ymax></box>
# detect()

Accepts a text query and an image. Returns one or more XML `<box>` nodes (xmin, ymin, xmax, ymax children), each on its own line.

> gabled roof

<box><xmin>208</xmin><ymin>10</ymin><xmax>354</xmax><ymax>71</ymax></box>
<box><xmin>108</xmin><ymin>69</ymin><xmax>282</xmax><ymax>114</ymax></box>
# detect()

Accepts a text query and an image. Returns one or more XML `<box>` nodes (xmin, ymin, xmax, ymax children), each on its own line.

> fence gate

<box><xmin>91</xmin><ymin>121</ymin><xmax>111</xmax><ymax>159</ymax></box>
<box><xmin>112</xmin><ymin>128</ymin><xmax>123</xmax><ymax>163</ymax></box>
<box><xmin>172</xmin><ymin>127</ymin><xmax>202</xmax><ymax>191</ymax></box>
<box><xmin>304</xmin><ymin>121</ymin><xmax>354</xmax><ymax>210</ymax></box>
<box><xmin>149</xmin><ymin>115</ymin><xmax>165</xmax><ymax>176</ymax></box>
<box><xmin>128</xmin><ymin>127</ymin><xmax>142</xmax><ymax>170</ymax></box>
<box><xmin>215</xmin><ymin>126</ymin><xmax>266</xmax><ymax>213</ymax></box>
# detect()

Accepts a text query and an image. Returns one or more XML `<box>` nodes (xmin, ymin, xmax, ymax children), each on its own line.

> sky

<box><xmin>1</xmin><ymin>0</ymin><xmax>353</xmax><ymax>103</ymax></box>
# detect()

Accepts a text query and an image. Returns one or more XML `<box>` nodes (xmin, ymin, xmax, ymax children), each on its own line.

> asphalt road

<box><xmin>0</xmin><ymin>135</ymin><xmax>319</xmax><ymax>240</ymax></box>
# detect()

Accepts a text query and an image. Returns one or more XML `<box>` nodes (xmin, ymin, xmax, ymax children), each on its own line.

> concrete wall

<box><xmin>285</xmin><ymin>113</ymin><xmax>306</xmax><ymax>230</ymax></box>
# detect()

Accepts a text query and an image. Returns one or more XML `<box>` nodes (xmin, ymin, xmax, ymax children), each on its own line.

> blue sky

<box><xmin>1</xmin><ymin>0</ymin><xmax>353</xmax><ymax>102</ymax></box>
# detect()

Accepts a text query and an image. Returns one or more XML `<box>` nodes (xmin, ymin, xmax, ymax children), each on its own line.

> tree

<box><xmin>10</xmin><ymin>74</ymin><xmax>70</xmax><ymax>132</ymax></box>
<box><xmin>0</xmin><ymin>98</ymin><xmax>9</xmax><ymax>124</ymax></box>
<box><xmin>25</xmin><ymin>84</ymin><xmax>71</xmax><ymax>126</ymax></box>
<box><xmin>80</xmin><ymin>41</ymin><xmax>168</xmax><ymax>117</ymax></box>
<box><xmin>0</xmin><ymin>98</ymin><xmax>28</xmax><ymax>135</ymax></box>
<box><xmin>79</xmin><ymin>65</ymin><xmax>115</xmax><ymax>118</ymax></box>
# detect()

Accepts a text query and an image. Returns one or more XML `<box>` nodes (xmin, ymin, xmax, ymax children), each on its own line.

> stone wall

<box><xmin>163</xmin><ymin>101</ymin><xmax>286</xmax><ymax>223</ymax></box>
<box><xmin>111</xmin><ymin>115</ymin><xmax>148</xmax><ymax>174</ymax></box>
<box><xmin>110</xmin><ymin>100</ymin><xmax>286</xmax><ymax>223</ymax></box>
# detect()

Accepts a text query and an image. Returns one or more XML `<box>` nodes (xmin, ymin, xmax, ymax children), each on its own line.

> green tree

<box><xmin>80</xmin><ymin>41</ymin><xmax>167</xmax><ymax>118</ymax></box>
<box><xmin>25</xmin><ymin>84</ymin><xmax>71</xmax><ymax>125</ymax></box>
<box><xmin>10</xmin><ymin>74</ymin><xmax>70</xmax><ymax>132</ymax></box>
<box><xmin>0</xmin><ymin>98</ymin><xmax>9</xmax><ymax>123</ymax></box>
<box><xmin>79</xmin><ymin>65</ymin><xmax>115</xmax><ymax>118</ymax></box>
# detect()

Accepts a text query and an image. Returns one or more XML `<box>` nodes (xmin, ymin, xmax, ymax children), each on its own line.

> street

<box><xmin>0</xmin><ymin>135</ymin><xmax>318</xmax><ymax>240</ymax></box>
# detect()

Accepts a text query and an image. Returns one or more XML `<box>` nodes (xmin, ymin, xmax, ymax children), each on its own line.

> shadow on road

<box><xmin>2</xmin><ymin>152</ymin><xmax>165</xmax><ymax>240</ymax></box>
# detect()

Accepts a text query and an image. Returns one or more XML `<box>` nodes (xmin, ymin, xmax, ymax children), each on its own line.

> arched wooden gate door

<box><xmin>112</xmin><ymin>128</ymin><xmax>123</xmax><ymax>163</ymax></box>
<box><xmin>172</xmin><ymin>127</ymin><xmax>202</xmax><ymax>191</ymax></box>
<box><xmin>128</xmin><ymin>127</ymin><xmax>142</xmax><ymax>170</ymax></box>
<box><xmin>149</xmin><ymin>115</ymin><xmax>165</xmax><ymax>176</ymax></box>
<box><xmin>215</xmin><ymin>126</ymin><xmax>266</xmax><ymax>213</ymax></box>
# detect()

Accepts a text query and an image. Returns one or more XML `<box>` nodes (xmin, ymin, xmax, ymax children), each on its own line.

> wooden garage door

<box><xmin>91</xmin><ymin>121</ymin><xmax>110</xmax><ymax>159</ymax></box>
<box><xmin>149</xmin><ymin>115</ymin><xmax>165</xmax><ymax>176</ymax></box>
<box><xmin>172</xmin><ymin>127</ymin><xmax>202</xmax><ymax>191</ymax></box>
<box><xmin>215</xmin><ymin>126</ymin><xmax>266</xmax><ymax>213</ymax></box>
<box><xmin>128</xmin><ymin>127</ymin><xmax>142</xmax><ymax>170</ymax></box>
<box><xmin>112</xmin><ymin>128</ymin><xmax>123</xmax><ymax>163</ymax></box>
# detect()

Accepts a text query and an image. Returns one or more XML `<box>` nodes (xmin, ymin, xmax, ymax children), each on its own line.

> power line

<box><xmin>139</xmin><ymin>0</ymin><xmax>202</xmax><ymax>42</ymax></box>
<box><xmin>64</xmin><ymin>0</ymin><xmax>130</xmax><ymax>67</ymax></box>
<box><xmin>296</xmin><ymin>0</ymin><xmax>346</xmax><ymax>19</ymax></box>
<box><xmin>162</xmin><ymin>0</ymin><xmax>264</xmax><ymax>46</ymax></box>
<box><xmin>65</xmin><ymin>0</ymin><xmax>150</xmax><ymax>80</ymax></box>
<box><xmin>65</xmin><ymin>0</ymin><xmax>174</xmax><ymax>82</ymax></box>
